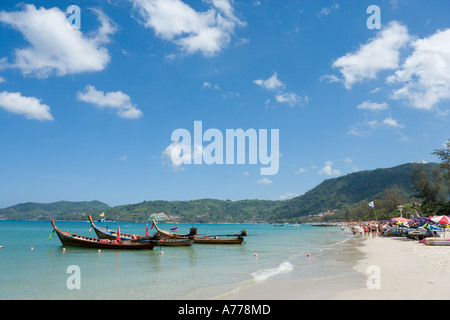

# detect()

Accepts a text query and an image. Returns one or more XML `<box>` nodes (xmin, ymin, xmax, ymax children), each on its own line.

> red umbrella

<box><xmin>431</xmin><ymin>215</ymin><xmax>450</xmax><ymax>225</ymax></box>
<box><xmin>391</xmin><ymin>217</ymin><xmax>410</xmax><ymax>222</ymax></box>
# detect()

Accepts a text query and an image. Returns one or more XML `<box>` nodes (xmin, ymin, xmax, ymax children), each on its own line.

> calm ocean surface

<box><xmin>0</xmin><ymin>220</ymin><xmax>362</xmax><ymax>300</ymax></box>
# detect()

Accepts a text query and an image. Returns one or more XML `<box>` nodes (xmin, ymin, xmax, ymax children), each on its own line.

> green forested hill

<box><xmin>0</xmin><ymin>163</ymin><xmax>438</xmax><ymax>222</ymax></box>
<box><xmin>269</xmin><ymin>162</ymin><xmax>438</xmax><ymax>220</ymax></box>
<box><xmin>104</xmin><ymin>199</ymin><xmax>280</xmax><ymax>223</ymax></box>
<box><xmin>0</xmin><ymin>200</ymin><xmax>110</xmax><ymax>221</ymax></box>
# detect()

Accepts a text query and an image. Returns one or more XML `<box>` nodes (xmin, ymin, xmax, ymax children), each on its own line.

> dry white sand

<box><xmin>221</xmin><ymin>228</ymin><xmax>450</xmax><ymax>300</ymax></box>
<box><xmin>332</xmin><ymin>235</ymin><xmax>450</xmax><ymax>299</ymax></box>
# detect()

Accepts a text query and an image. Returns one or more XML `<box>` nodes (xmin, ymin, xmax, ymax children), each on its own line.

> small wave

<box><xmin>251</xmin><ymin>262</ymin><xmax>294</xmax><ymax>282</ymax></box>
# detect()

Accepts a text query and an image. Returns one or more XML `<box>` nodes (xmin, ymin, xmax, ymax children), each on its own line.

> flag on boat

<box><xmin>99</xmin><ymin>212</ymin><xmax>105</xmax><ymax>217</ymax></box>
<box><xmin>368</xmin><ymin>201</ymin><xmax>375</xmax><ymax>208</ymax></box>
<box><xmin>169</xmin><ymin>224</ymin><xmax>178</xmax><ymax>232</ymax></box>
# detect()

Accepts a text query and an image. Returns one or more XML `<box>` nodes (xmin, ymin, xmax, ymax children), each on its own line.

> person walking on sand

<box><xmin>371</xmin><ymin>224</ymin><xmax>377</xmax><ymax>238</ymax></box>
<box><xmin>364</xmin><ymin>223</ymin><xmax>369</xmax><ymax>239</ymax></box>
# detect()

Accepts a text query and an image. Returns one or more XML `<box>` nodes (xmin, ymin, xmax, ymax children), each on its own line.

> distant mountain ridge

<box><xmin>269</xmin><ymin>162</ymin><xmax>438</xmax><ymax>220</ymax></box>
<box><xmin>103</xmin><ymin>198</ymin><xmax>280</xmax><ymax>223</ymax></box>
<box><xmin>0</xmin><ymin>200</ymin><xmax>110</xmax><ymax>221</ymax></box>
<box><xmin>0</xmin><ymin>163</ymin><xmax>437</xmax><ymax>222</ymax></box>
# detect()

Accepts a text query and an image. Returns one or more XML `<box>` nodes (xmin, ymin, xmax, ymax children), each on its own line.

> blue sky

<box><xmin>0</xmin><ymin>0</ymin><xmax>449</xmax><ymax>208</ymax></box>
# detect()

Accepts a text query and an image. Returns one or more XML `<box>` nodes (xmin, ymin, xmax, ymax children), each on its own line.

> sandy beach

<box><xmin>223</xmin><ymin>227</ymin><xmax>450</xmax><ymax>300</ymax></box>
<box><xmin>333</xmin><ymin>234</ymin><xmax>450</xmax><ymax>299</ymax></box>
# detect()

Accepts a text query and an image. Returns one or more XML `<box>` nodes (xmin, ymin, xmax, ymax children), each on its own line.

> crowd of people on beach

<box><xmin>350</xmin><ymin>223</ymin><xmax>381</xmax><ymax>239</ymax></box>
<box><xmin>346</xmin><ymin>216</ymin><xmax>449</xmax><ymax>242</ymax></box>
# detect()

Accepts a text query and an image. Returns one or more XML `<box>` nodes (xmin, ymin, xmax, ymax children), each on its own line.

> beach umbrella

<box><xmin>431</xmin><ymin>215</ymin><xmax>450</xmax><ymax>225</ymax></box>
<box><xmin>431</xmin><ymin>216</ymin><xmax>450</xmax><ymax>237</ymax></box>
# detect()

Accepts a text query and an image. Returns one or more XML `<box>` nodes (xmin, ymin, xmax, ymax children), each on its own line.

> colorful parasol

<box><xmin>391</xmin><ymin>217</ymin><xmax>410</xmax><ymax>223</ymax></box>
<box><xmin>431</xmin><ymin>215</ymin><xmax>450</xmax><ymax>225</ymax></box>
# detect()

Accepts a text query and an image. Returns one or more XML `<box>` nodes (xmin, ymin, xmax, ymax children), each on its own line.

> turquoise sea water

<box><xmin>0</xmin><ymin>221</ymin><xmax>363</xmax><ymax>300</ymax></box>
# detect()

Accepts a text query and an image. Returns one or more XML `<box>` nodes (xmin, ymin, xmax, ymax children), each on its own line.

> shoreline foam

<box><xmin>219</xmin><ymin>228</ymin><xmax>367</xmax><ymax>300</ymax></box>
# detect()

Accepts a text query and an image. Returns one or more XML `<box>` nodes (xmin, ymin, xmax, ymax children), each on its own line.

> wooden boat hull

<box><xmin>51</xmin><ymin>220</ymin><xmax>155</xmax><ymax>250</ymax></box>
<box><xmin>152</xmin><ymin>220</ymin><xmax>246</xmax><ymax>244</ymax></box>
<box><xmin>156</xmin><ymin>238</ymin><xmax>194</xmax><ymax>246</ymax></box>
<box><xmin>194</xmin><ymin>237</ymin><xmax>244</xmax><ymax>244</ymax></box>
<box><xmin>420</xmin><ymin>238</ymin><xmax>450</xmax><ymax>246</ymax></box>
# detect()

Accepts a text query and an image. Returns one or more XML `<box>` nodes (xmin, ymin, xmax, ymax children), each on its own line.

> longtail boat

<box><xmin>152</xmin><ymin>220</ymin><xmax>247</xmax><ymax>244</ymax></box>
<box><xmin>151</xmin><ymin>220</ymin><xmax>197</xmax><ymax>239</ymax></box>
<box><xmin>193</xmin><ymin>234</ymin><xmax>246</xmax><ymax>244</ymax></box>
<box><xmin>155</xmin><ymin>238</ymin><xmax>194</xmax><ymax>246</ymax></box>
<box><xmin>88</xmin><ymin>216</ymin><xmax>193</xmax><ymax>247</ymax></box>
<box><xmin>50</xmin><ymin>220</ymin><xmax>155</xmax><ymax>250</ymax></box>
<box><xmin>89</xmin><ymin>216</ymin><xmax>152</xmax><ymax>241</ymax></box>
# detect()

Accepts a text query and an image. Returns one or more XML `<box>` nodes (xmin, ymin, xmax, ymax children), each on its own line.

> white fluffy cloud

<box><xmin>0</xmin><ymin>91</ymin><xmax>53</xmax><ymax>121</ymax></box>
<box><xmin>357</xmin><ymin>100</ymin><xmax>389</xmax><ymax>111</ymax></box>
<box><xmin>275</xmin><ymin>92</ymin><xmax>308</xmax><ymax>107</ymax></box>
<box><xmin>317</xmin><ymin>4</ymin><xmax>339</xmax><ymax>18</ymax></box>
<box><xmin>77</xmin><ymin>85</ymin><xmax>143</xmax><ymax>119</ymax></box>
<box><xmin>294</xmin><ymin>168</ymin><xmax>307</xmax><ymax>174</ymax></box>
<box><xmin>348</xmin><ymin>116</ymin><xmax>404</xmax><ymax>136</ymax></box>
<box><xmin>162</xmin><ymin>142</ymin><xmax>187</xmax><ymax>172</ymax></box>
<box><xmin>0</xmin><ymin>4</ymin><xmax>116</xmax><ymax>78</ymax></box>
<box><xmin>254</xmin><ymin>72</ymin><xmax>308</xmax><ymax>107</ymax></box>
<box><xmin>161</xmin><ymin>141</ymin><xmax>204</xmax><ymax>171</ymax></box>
<box><xmin>382</xmin><ymin>116</ymin><xmax>404</xmax><ymax>128</ymax></box>
<box><xmin>330</xmin><ymin>20</ymin><xmax>450</xmax><ymax>112</ymax></box>
<box><xmin>279</xmin><ymin>192</ymin><xmax>298</xmax><ymax>200</ymax></box>
<box><xmin>332</xmin><ymin>21</ymin><xmax>410</xmax><ymax>89</ymax></box>
<box><xmin>130</xmin><ymin>0</ymin><xmax>244</xmax><ymax>56</ymax></box>
<box><xmin>257</xmin><ymin>177</ymin><xmax>273</xmax><ymax>184</ymax></box>
<box><xmin>387</xmin><ymin>28</ymin><xmax>450</xmax><ymax>110</ymax></box>
<box><xmin>318</xmin><ymin>161</ymin><xmax>341</xmax><ymax>176</ymax></box>
<box><xmin>254</xmin><ymin>72</ymin><xmax>285</xmax><ymax>90</ymax></box>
